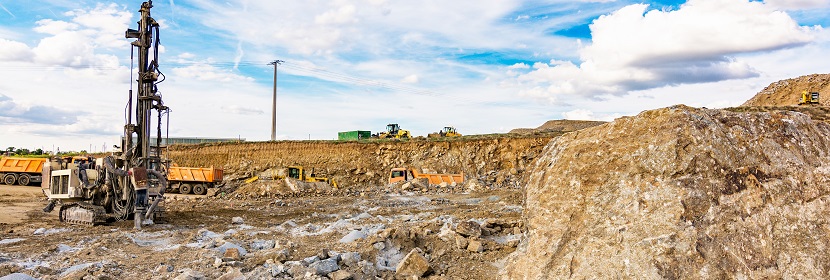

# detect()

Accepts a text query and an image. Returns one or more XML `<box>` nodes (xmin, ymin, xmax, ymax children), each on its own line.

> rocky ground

<box><xmin>0</xmin><ymin>184</ymin><xmax>524</xmax><ymax>280</ymax></box>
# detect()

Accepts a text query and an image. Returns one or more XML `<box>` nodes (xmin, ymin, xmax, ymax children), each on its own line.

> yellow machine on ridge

<box><xmin>374</xmin><ymin>123</ymin><xmax>411</xmax><ymax>139</ymax></box>
<box><xmin>428</xmin><ymin>126</ymin><xmax>461</xmax><ymax>138</ymax></box>
<box><xmin>799</xmin><ymin>90</ymin><xmax>820</xmax><ymax>105</ymax></box>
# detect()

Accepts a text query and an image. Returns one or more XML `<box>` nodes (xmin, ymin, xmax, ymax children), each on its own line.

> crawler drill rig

<box><xmin>43</xmin><ymin>1</ymin><xmax>169</xmax><ymax>229</ymax></box>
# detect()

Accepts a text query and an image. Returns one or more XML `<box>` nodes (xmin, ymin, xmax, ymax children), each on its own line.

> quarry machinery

<box><xmin>244</xmin><ymin>165</ymin><xmax>338</xmax><ymax>188</ymax></box>
<box><xmin>428</xmin><ymin>126</ymin><xmax>462</xmax><ymax>138</ymax></box>
<box><xmin>0</xmin><ymin>157</ymin><xmax>48</xmax><ymax>186</ymax></box>
<box><xmin>799</xmin><ymin>91</ymin><xmax>820</xmax><ymax>105</ymax></box>
<box><xmin>42</xmin><ymin>0</ymin><xmax>169</xmax><ymax>229</ymax></box>
<box><xmin>388</xmin><ymin>167</ymin><xmax>464</xmax><ymax>185</ymax></box>
<box><xmin>168</xmin><ymin>164</ymin><xmax>223</xmax><ymax>195</ymax></box>
<box><xmin>374</xmin><ymin>123</ymin><xmax>411</xmax><ymax>139</ymax></box>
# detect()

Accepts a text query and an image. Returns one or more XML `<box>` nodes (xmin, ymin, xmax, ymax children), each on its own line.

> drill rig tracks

<box><xmin>59</xmin><ymin>202</ymin><xmax>108</xmax><ymax>226</ymax></box>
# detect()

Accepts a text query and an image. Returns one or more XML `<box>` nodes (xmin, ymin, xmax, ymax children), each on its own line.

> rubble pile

<box><xmin>503</xmin><ymin>105</ymin><xmax>830</xmax><ymax>279</ymax></box>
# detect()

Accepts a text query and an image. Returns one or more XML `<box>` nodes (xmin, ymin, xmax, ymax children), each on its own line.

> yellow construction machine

<box><xmin>246</xmin><ymin>166</ymin><xmax>337</xmax><ymax>188</ymax></box>
<box><xmin>374</xmin><ymin>123</ymin><xmax>411</xmax><ymax>139</ymax></box>
<box><xmin>285</xmin><ymin>166</ymin><xmax>337</xmax><ymax>188</ymax></box>
<box><xmin>799</xmin><ymin>91</ymin><xmax>820</xmax><ymax>105</ymax></box>
<box><xmin>428</xmin><ymin>126</ymin><xmax>461</xmax><ymax>138</ymax></box>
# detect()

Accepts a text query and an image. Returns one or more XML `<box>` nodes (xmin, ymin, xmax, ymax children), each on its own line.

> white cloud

<box><xmin>401</xmin><ymin>74</ymin><xmax>419</xmax><ymax>84</ymax></box>
<box><xmin>562</xmin><ymin>109</ymin><xmax>621</xmax><ymax>121</ymax></box>
<box><xmin>315</xmin><ymin>5</ymin><xmax>358</xmax><ymax>25</ymax></box>
<box><xmin>764</xmin><ymin>0</ymin><xmax>830</xmax><ymax>9</ymax></box>
<box><xmin>516</xmin><ymin>0</ymin><xmax>820</xmax><ymax>99</ymax></box>
<box><xmin>171</xmin><ymin>64</ymin><xmax>255</xmax><ymax>83</ymax></box>
<box><xmin>0</xmin><ymin>39</ymin><xmax>34</xmax><ymax>61</ymax></box>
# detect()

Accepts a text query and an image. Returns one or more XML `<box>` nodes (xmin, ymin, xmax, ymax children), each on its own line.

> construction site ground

<box><xmin>0</xmin><ymin>183</ymin><xmax>524</xmax><ymax>279</ymax></box>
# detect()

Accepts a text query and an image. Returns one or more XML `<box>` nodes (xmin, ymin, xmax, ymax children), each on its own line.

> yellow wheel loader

<box><xmin>374</xmin><ymin>123</ymin><xmax>411</xmax><ymax>139</ymax></box>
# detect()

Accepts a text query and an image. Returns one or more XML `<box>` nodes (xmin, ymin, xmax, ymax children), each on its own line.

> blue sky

<box><xmin>1</xmin><ymin>0</ymin><xmax>829</xmax><ymax>152</ymax></box>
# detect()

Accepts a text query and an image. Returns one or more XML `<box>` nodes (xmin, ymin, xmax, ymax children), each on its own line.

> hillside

<box><xmin>742</xmin><ymin>73</ymin><xmax>830</xmax><ymax>106</ymax></box>
<box><xmin>509</xmin><ymin>119</ymin><xmax>606</xmax><ymax>135</ymax></box>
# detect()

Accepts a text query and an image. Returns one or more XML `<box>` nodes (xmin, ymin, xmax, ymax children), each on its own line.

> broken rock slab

<box><xmin>395</xmin><ymin>248</ymin><xmax>430</xmax><ymax>278</ymax></box>
<box><xmin>455</xmin><ymin>221</ymin><xmax>482</xmax><ymax>238</ymax></box>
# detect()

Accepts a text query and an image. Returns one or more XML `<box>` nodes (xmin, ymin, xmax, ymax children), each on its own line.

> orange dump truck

<box><xmin>388</xmin><ymin>167</ymin><xmax>464</xmax><ymax>185</ymax></box>
<box><xmin>0</xmin><ymin>157</ymin><xmax>48</xmax><ymax>186</ymax></box>
<box><xmin>167</xmin><ymin>165</ymin><xmax>223</xmax><ymax>195</ymax></box>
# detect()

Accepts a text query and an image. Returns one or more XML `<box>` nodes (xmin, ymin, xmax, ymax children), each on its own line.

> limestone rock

<box><xmin>467</xmin><ymin>240</ymin><xmax>484</xmax><ymax>253</ymax></box>
<box><xmin>455</xmin><ymin>221</ymin><xmax>482</xmax><ymax>238</ymax></box>
<box><xmin>454</xmin><ymin>235</ymin><xmax>468</xmax><ymax>250</ymax></box>
<box><xmin>310</xmin><ymin>258</ymin><xmax>340</xmax><ymax>275</ymax></box>
<box><xmin>216</xmin><ymin>268</ymin><xmax>244</xmax><ymax>280</ymax></box>
<box><xmin>395</xmin><ymin>248</ymin><xmax>430</xmax><ymax>278</ymax></box>
<box><xmin>502</xmin><ymin>106</ymin><xmax>830</xmax><ymax>279</ymax></box>
<box><xmin>328</xmin><ymin>270</ymin><xmax>353</xmax><ymax>280</ymax></box>
<box><xmin>222</xmin><ymin>248</ymin><xmax>241</xmax><ymax>262</ymax></box>
<box><xmin>231</xmin><ymin>217</ymin><xmax>244</xmax><ymax>224</ymax></box>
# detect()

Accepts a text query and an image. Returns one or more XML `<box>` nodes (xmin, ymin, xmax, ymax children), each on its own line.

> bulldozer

<box><xmin>285</xmin><ymin>166</ymin><xmax>338</xmax><ymax>188</ymax></box>
<box><xmin>245</xmin><ymin>166</ymin><xmax>337</xmax><ymax>188</ymax></box>
<box><xmin>374</xmin><ymin>123</ymin><xmax>411</xmax><ymax>139</ymax></box>
<box><xmin>428</xmin><ymin>126</ymin><xmax>462</xmax><ymax>138</ymax></box>
<box><xmin>799</xmin><ymin>91</ymin><xmax>820</xmax><ymax>105</ymax></box>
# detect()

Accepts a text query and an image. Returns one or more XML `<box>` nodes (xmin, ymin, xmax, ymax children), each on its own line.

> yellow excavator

<box><xmin>799</xmin><ymin>90</ymin><xmax>820</xmax><ymax>105</ymax></box>
<box><xmin>374</xmin><ymin>123</ymin><xmax>411</xmax><ymax>139</ymax></box>
<box><xmin>428</xmin><ymin>126</ymin><xmax>461</xmax><ymax>138</ymax></box>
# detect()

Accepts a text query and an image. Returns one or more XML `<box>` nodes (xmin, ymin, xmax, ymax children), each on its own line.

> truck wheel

<box><xmin>3</xmin><ymin>174</ymin><xmax>16</xmax><ymax>185</ymax></box>
<box><xmin>193</xmin><ymin>184</ymin><xmax>207</xmax><ymax>195</ymax></box>
<box><xmin>180</xmin><ymin>184</ymin><xmax>192</xmax><ymax>194</ymax></box>
<box><xmin>18</xmin><ymin>174</ymin><xmax>30</xmax><ymax>186</ymax></box>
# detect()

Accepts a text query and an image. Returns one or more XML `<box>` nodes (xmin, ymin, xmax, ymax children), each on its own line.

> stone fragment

<box><xmin>395</xmin><ymin>248</ymin><xmax>430</xmax><ymax>278</ymax></box>
<box><xmin>340</xmin><ymin>230</ymin><xmax>367</xmax><ymax>243</ymax></box>
<box><xmin>340</xmin><ymin>252</ymin><xmax>361</xmax><ymax>267</ymax></box>
<box><xmin>222</xmin><ymin>248</ymin><xmax>241</xmax><ymax>262</ymax></box>
<box><xmin>231</xmin><ymin>217</ymin><xmax>244</xmax><ymax>224</ymax></box>
<box><xmin>467</xmin><ymin>240</ymin><xmax>484</xmax><ymax>253</ymax></box>
<box><xmin>216</xmin><ymin>268</ymin><xmax>244</xmax><ymax>280</ymax></box>
<box><xmin>309</xmin><ymin>258</ymin><xmax>340</xmax><ymax>275</ymax></box>
<box><xmin>455</xmin><ymin>221</ymin><xmax>482</xmax><ymax>238</ymax></box>
<box><xmin>373</xmin><ymin>241</ymin><xmax>386</xmax><ymax>250</ymax></box>
<box><xmin>455</xmin><ymin>235</ymin><xmax>468</xmax><ymax>250</ymax></box>
<box><xmin>328</xmin><ymin>270</ymin><xmax>353</xmax><ymax>280</ymax></box>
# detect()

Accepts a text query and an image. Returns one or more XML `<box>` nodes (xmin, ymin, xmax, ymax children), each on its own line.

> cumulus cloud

<box><xmin>516</xmin><ymin>0</ymin><xmax>820</xmax><ymax>98</ymax></box>
<box><xmin>0</xmin><ymin>94</ymin><xmax>80</xmax><ymax>125</ymax></box>
<box><xmin>0</xmin><ymin>39</ymin><xmax>34</xmax><ymax>61</ymax></box>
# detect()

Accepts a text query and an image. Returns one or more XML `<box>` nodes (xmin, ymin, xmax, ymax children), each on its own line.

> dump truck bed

<box><xmin>0</xmin><ymin>157</ymin><xmax>47</xmax><ymax>173</ymax></box>
<box><xmin>167</xmin><ymin>166</ymin><xmax>223</xmax><ymax>183</ymax></box>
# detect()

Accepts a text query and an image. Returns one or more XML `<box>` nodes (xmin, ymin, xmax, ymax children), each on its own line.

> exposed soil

<box><xmin>0</xmin><ymin>183</ymin><xmax>524</xmax><ymax>279</ymax></box>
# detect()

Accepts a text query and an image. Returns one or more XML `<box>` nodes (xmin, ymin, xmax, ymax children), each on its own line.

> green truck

<box><xmin>338</xmin><ymin>130</ymin><xmax>372</xmax><ymax>141</ymax></box>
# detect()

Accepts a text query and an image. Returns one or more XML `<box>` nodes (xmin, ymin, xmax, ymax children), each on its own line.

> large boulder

<box><xmin>503</xmin><ymin>105</ymin><xmax>830</xmax><ymax>279</ymax></box>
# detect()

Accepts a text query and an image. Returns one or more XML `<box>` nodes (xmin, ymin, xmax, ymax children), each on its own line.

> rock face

<box><xmin>503</xmin><ymin>105</ymin><xmax>830</xmax><ymax>279</ymax></box>
<box><xmin>742</xmin><ymin>73</ymin><xmax>830</xmax><ymax>107</ymax></box>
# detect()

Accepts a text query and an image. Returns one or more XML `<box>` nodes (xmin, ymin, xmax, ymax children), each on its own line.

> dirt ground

<box><xmin>0</xmin><ymin>184</ymin><xmax>524</xmax><ymax>279</ymax></box>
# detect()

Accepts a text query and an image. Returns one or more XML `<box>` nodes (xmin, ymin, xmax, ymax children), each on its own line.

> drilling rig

<box><xmin>42</xmin><ymin>0</ymin><xmax>169</xmax><ymax>229</ymax></box>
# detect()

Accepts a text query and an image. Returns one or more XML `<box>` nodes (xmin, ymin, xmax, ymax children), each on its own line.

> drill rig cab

<box><xmin>42</xmin><ymin>1</ymin><xmax>170</xmax><ymax>229</ymax></box>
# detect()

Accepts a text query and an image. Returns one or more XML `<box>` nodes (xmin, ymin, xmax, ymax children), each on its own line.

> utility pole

<box><xmin>269</xmin><ymin>60</ymin><xmax>284</xmax><ymax>141</ymax></box>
